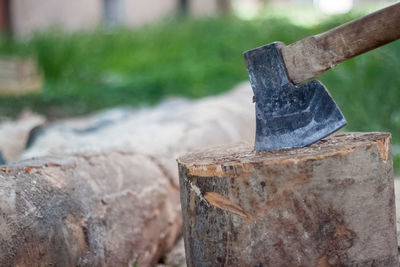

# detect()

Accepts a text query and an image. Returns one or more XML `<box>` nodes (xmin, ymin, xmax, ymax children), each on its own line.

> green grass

<box><xmin>0</xmin><ymin>15</ymin><xmax>359</xmax><ymax>118</ymax></box>
<box><xmin>0</xmin><ymin>17</ymin><xmax>314</xmax><ymax>117</ymax></box>
<box><xmin>0</xmin><ymin>14</ymin><xmax>399</xmax><ymax>175</ymax></box>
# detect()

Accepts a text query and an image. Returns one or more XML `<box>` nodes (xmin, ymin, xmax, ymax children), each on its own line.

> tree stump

<box><xmin>177</xmin><ymin>132</ymin><xmax>398</xmax><ymax>266</ymax></box>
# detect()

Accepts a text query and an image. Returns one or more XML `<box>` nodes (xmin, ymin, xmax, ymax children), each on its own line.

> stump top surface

<box><xmin>178</xmin><ymin>132</ymin><xmax>391</xmax><ymax>167</ymax></box>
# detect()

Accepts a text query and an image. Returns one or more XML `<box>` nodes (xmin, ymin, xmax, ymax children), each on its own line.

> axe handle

<box><xmin>281</xmin><ymin>2</ymin><xmax>400</xmax><ymax>84</ymax></box>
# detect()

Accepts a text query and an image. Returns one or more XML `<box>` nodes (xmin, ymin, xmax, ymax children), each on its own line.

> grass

<box><xmin>0</xmin><ymin>15</ymin><xmax>354</xmax><ymax>117</ymax></box>
<box><xmin>0</xmin><ymin>13</ymin><xmax>399</xmax><ymax>173</ymax></box>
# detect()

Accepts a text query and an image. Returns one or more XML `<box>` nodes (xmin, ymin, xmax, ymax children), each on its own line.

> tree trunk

<box><xmin>178</xmin><ymin>132</ymin><xmax>398</xmax><ymax>266</ymax></box>
<box><xmin>0</xmin><ymin>151</ymin><xmax>182</xmax><ymax>266</ymax></box>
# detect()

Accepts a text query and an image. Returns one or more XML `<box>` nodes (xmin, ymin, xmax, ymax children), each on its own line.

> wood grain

<box><xmin>178</xmin><ymin>132</ymin><xmax>398</xmax><ymax>266</ymax></box>
<box><xmin>281</xmin><ymin>2</ymin><xmax>400</xmax><ymax>84</ymax></box>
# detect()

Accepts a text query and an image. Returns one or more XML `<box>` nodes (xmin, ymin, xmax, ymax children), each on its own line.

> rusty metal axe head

<box><xmin>244</xmin><ymin>42</ymin><xmax>346</xmax><ymax>151</ymax></box>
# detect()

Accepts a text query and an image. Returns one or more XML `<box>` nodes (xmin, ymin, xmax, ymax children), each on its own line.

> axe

<box><xmin>244</xmin><ymin>2</ymin><xmax>400</xmax><ymax>151</ymax></box>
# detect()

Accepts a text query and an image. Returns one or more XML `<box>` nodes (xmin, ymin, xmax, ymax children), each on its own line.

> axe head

<box><xmin>244</xmin><ymin>42</ymin><xmax>346</xmax><ymax>151</ymax></box>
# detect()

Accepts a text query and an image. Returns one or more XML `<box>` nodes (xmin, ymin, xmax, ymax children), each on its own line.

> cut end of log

<box><xmin>178</xmin><ymin>132</ymin><xmax>392</xmax><ymax>178</ymax></box>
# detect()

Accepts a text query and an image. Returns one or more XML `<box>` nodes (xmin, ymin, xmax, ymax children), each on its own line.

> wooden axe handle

<box><xmin>281</xmin><ymin>2</ymin><xmax>400</xmax><ymax>84</ymax></box>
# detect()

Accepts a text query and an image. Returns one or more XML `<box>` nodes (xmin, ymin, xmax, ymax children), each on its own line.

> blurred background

<box><xmin>0</xmin><ymin>0</ymin><xmax>398</xmax><ymax>172</ymax></box>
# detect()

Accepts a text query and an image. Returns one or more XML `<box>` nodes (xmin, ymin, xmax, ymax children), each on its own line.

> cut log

<box><xmin>0</xmin><ymin>151</ymin><xmax>181</xmax><ymax>266</ymax></box>
<box><xmin>0</xmin><ymin>83</ymin><xmax>255</xmax><ymax>266</ymax></box>
<box><xmin>178</xmin><ymin>132</ymin><xmax>398</xmax><ymax>266</ymax></box>
<box><xmin>21</xmin><ymin>83</ymin><xmax>255</xmax><ymax>187</ymax></box>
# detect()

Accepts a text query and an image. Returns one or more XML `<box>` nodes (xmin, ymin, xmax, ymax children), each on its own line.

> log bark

<box><xmin>0</xmin><ymin>151</ymin><xmax>181</xmax><ymax>266</ymax></box>
<box><xmin>178</xmin><ymin>132</ymin><xmax>398</xmax><ymax>266</ymax></box>
<box><xmin>0</xmin><ymin>82</ymin><xmax>255</xmax><ymax>266</ymax></box>
<box><xmin>21</xmin><ymin>83</ymin><xmax>255</xmax><ymax>186</ymax></box>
